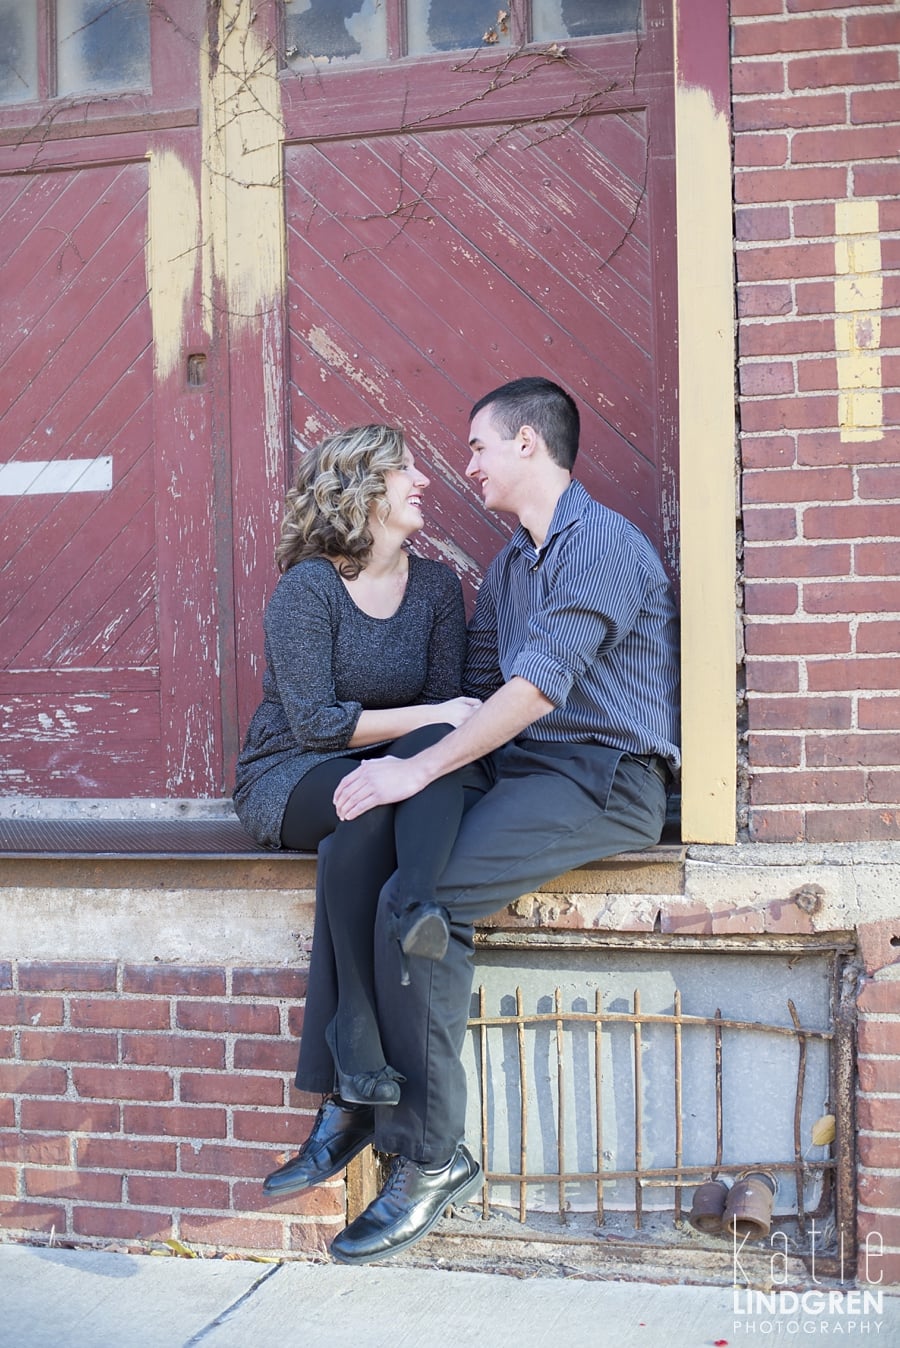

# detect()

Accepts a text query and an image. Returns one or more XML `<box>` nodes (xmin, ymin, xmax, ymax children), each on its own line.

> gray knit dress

<box><xmin>233</xmin><ymin>554</ymin><xmax>467</xmax><ymax>848</ymax></box>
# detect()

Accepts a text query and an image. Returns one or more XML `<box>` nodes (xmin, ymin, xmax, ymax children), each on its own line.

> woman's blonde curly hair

<box><xmin>276</xmin><ymin>424</ymin><xmax>408</xmax><ymax>577</ymax></box>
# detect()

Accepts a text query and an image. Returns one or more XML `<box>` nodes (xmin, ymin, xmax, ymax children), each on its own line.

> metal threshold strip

<box><xmin>0</xmin><ymin>818</ymin><xmax>292</xmax><ymax>859</ymax></box>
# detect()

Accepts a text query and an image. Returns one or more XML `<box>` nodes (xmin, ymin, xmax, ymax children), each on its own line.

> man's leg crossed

<box><xmin>373</xmin><ymin>756</ymin><xmax>667</xmax><ymax>1161</ymax></box>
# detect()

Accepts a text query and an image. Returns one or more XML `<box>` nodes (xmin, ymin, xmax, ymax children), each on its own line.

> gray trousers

<box><xmin>369</xmin><ymin>744</ymin><xmax>669</xmax><ymax>1164</ymax></box>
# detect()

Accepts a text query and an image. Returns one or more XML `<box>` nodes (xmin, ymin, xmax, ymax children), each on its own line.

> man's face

<box><xmin>466</xmin><ymin>406</ymin><xmax>522</xmax><ymax>515</ymax></box>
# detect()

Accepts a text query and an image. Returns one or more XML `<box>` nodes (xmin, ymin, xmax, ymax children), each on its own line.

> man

<box><xmin>265</xmin><ymin>376</ymin><xmax>680</xmax><ymax>1263</ymax></box>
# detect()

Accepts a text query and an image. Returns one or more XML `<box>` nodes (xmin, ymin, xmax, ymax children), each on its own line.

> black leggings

<box><xmin>281</xmin><ymin>723</ymin><xmax>468</xmax><ymax>1077</ymax></box>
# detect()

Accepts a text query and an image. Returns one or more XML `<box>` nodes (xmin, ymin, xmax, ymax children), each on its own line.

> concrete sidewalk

<box><xmin>1</xmin><ymin>1244</ymin><xmax>897</xmax><ymax>1348</ymax></box>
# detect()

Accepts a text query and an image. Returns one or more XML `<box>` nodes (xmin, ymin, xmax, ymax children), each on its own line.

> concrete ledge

<box><xmin>0</xmin><ymin>814</ymin><xmax>685</xmax><ymax>963</ymax></box>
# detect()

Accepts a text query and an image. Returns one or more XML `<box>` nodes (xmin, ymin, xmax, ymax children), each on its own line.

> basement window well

<box><xmin>462</xmin><ymin>933</ymin><xmax>855</xmax><ymax>1275</ymax></box>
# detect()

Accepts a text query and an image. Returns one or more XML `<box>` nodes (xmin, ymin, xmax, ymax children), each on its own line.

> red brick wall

<box><xmin>733</xmin><ymin>0</ymin><xmax>900</xmax><ymax>844</ymax></box>
<box><xmin>856</xmin><ymin>979</ymin><xmax>900</xmax><ymax>1287</ymax></box>
<box><xmin>2</xmin><ymin>951</ymin><xmax>896</xmax><ymax>1281</ymax></box>
<box><xmin>0</xmin><ymin>960</ymin><xmax>342</xmax><ymax>1255</ymax></box>
<box><xmin>854</xmin><ymin>926</ymin><xmax>900</xmax><ymax>1287</ymax></box>
<box><xmin>730</xmin><ymin>1</ymin><xmax>900</xmax><ymax>1287</ymax></box>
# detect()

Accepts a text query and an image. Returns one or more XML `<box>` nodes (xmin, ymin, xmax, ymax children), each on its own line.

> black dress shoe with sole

<box><xmin>329</xmin><ymin>1143</ymin><xmax>482</xmax><ymax>1264</ymax></box>
<box><xmin>262</xmin><ymin>1095</ymin><xmax>375</xmax><ymax>1197</ymax></box>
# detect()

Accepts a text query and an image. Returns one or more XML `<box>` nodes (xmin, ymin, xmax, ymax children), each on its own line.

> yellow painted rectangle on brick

<box><xmin>835</xmin><ymin>237</ymin><xmax>882</xmax><ymax>275</ymax></box>
<box><xmin>835</xmin><ymin>200</ymin><xmax>879</xmax><ymax>235</ymax></box>
<box><xmin>835</xmin><ymin>275</ymin><xmax>883</xmax><ymax>314</ymax></box>
<box><xmin>837</xmin><ymin>354</ymin><xmax>882</xmax><ymax>389</ymax></box>
<box><xmin>840</xmin><ymin>389</ymin><xmax>884</xmax><ymax>434</ymax></box>
<box><xmin>834</xmin><ymin>201</ymin><xmax>883</xmax><ymax>444</ymax></box>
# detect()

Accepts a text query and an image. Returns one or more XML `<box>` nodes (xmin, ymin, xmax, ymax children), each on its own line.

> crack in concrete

<box><xmin>181</xmin><ymin>1262</ymin><xmax>284</xmax><ymax>1346</ymax></box>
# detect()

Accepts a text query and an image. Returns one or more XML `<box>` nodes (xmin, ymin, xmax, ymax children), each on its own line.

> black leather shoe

<box><xmin>262</xmin><ymin>1096</ymin><xmax>375</xmax><ymax>1196</ymax></box>
<box><xmin>329</xmin><ymin>1144</ymin><xmax>482</xmax><ymax>1264</ymax></box>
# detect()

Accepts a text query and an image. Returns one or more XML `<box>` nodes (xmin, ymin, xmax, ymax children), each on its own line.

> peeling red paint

<box><xmin>676</xmin><ymin>0</ymin><xmax>731</xmax><ymax>121</ymax></box>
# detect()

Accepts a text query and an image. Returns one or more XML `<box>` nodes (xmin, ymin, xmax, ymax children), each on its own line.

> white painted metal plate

<box><xmin>0</xmin><ymin>456</ymin><xmax>113</xmax><ymax>496</ymax></box>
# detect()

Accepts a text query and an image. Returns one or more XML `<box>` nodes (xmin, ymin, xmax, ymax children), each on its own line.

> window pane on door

<box><xmin>407</xmin><ymin>0</ymin><xmax>511</xmax><ymax>55</ymax></box>
<box><xmin>0</xmin><ymin>0</ymin><xmax>38</xmax><ymax>103</ymax></box>
<box><xmin>56</xmin><ymin>0</ymin><xmax>150</xmax><ymax>95</ymax></box>
<box><xmin>284</xmin><ymin>0</ymin><xmax>388</xmax><ymax>65</ymax></box>
<box><xmin>532</xmin><ymin>0</ymin><xmax>641</xmax><ymax>41</ymax></box>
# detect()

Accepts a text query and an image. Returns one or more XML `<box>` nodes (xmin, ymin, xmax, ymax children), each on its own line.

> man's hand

<box><xmin>334</xmin><ymin>677</ymin><xmax>553</xmax><ymax>820</ymax></box>
<box><xmin>333</xmin><ymin>754</ymin><xmax>426</xmax><ymax>820</ymax></box>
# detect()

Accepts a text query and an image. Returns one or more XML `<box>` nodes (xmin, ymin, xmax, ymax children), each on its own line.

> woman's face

<box><xmin>379</xmin><ymin>451</ymin><xmax>430</xmax><ymax>538</ymax></box>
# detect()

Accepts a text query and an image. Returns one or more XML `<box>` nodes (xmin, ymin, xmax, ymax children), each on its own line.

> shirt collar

<box><xmin>510</xmin><ymin>479</ymin><xmax>589</xmax><ymax>560</ymax></box>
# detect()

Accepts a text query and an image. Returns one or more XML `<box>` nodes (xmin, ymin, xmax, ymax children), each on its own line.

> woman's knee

<box><xmin>390</xmin><ymin>722</ymin><xmax>455</xmax><ymax>758</ymax></box>
<box><xmin>326</xmin><ymin>807</ymin><xmax>396</xmax><ymax>885</ymax></box>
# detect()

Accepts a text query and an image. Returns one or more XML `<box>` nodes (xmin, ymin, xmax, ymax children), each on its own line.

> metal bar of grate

<box><xmin>633</xmin><ymin>987</ymin><xmax>643</xmax><ymax>1229</ymax></box>
<box><xmin>479</xmin><ymin>983</ymin><xmax>490</xmax><ymax>1220</ymax></box>
<box><xmin>595</xmin><ymin>986</ymin><xmax>604</xmax><ymax>1224</ymax></box>
<box><xmin>486</xmin><ymin>1160</ymin><xmax>837</xmax><ymax>1184</ymax></box>
<box><xmin>470</xmin><ymin>1007</ymin><xmax>833</xmax><ymax>1040</ymax></box>
<box><xmin>714</xmin><ymin>1008</ymin><xmax>723</xmax><ymax>1177</ymax></box>
<box><xmin>789</xmin><ymin>998</ymin><xmax>809</xmax><ymax>1237</ymax></box>
<box><xmin>674</xmin><ymin>988</ymin><xmax>683</xmax><ymax>1224</ymax></box>
<box><xmin>555</xmin><ymin>987</ymin><xmax>565</xmax><ymax>1223</ymax></box>
<box><xmin>517</xmin><ymin>986</ymin><xmax>528</xmax><ymax>1222</ymax></box>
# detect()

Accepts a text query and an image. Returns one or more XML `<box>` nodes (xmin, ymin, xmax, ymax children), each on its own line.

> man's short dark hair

<box><xmin>470</xmin><ymin>377</ymin><xmax>580</xmax><ymax>470</ymax></box>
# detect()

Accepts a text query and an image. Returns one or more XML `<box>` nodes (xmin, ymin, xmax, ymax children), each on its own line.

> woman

<box><xmin>233</xmin><ymin>424</ymin><xmax>480</xmax><ymax>1174</ymax></box>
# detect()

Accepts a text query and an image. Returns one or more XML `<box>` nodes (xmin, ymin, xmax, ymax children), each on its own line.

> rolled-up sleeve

<box><xmin>509</xmin><ymin>538</ymin><xmax>648</xmax><ymax>706</ymax></box>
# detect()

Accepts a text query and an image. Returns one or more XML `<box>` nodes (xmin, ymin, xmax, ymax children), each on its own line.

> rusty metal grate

<box><xmin>466</xmin><ymin>945</ymin><xmax>855</xmax><ymax>1271</ymax></box>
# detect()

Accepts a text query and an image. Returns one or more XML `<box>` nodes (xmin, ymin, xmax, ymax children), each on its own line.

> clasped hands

<box><xmin>333</xmin><ymin>695</ymin><xmax>480</xmax><ymax>820</ymax></box>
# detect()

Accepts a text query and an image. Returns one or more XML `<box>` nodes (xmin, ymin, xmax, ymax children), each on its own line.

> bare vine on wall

<box><xmin>326</xmin><ymin>8</ymin><xmax>649</xmax><ymax>273</ymax></box>
<box><xmin>6</xmin><ymin>1</ymin><xmax>649</xmax><ymax>285</ymax></box>
<box><xmin>339</xmin><ymin>153</ymin><xmax>441</xmax><ymax>263</ymax></box>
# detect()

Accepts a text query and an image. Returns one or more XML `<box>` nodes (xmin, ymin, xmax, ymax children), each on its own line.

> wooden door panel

<box><xmin>60</xmin><ymin>551</ymin><xmax>156</xmax><ymax>669</ymax></box>
<box><xmin>2</xmin><ymin>312</ymin><xmax>147</xmax><ymax>473</ymax></box>
<box><xmin>1</xmin><ymin>169</ymin><xmax>116</xmax><ymax>285</ymax></box>
<box><xmin>101</xmin><ymin>596</ymin><xmax>158</xmax><ymax>668</ymax></box>
<box><xmin>0</xmin><ymin>691</ymin><xmax>165</xmax><ymax>795</ymax></box>
<box><xmin>2</xmin><ymin>217</ymin><xmax>148</xmax><ymax>449</ymax></box>
<box><xmin>285</xmin><ymin>105</ymin><xmax>667</xmax><ymax>577</ymax></box>
<box><xmin>22</xmin><ymin>332</ymin><xmax>153</xmax><ymax>473</ymax></box>
<box><xmin>13</xmin><ymin>495</ymin><xmax>156</xmax><ymax>667</ymax></box>
<box><xmin>1</xmin><ymin>3</ymin><xmax>222</xmax><ymax>800</ymax></box>
<box><xmin>438</xmin><ymin>124</ymin><xmax>654</xmax><ymax>362</ymax></box>
<box><xmin>385</xmin><ymin>127</ymin><xmax>654</xmax><ymax>431</ymax></box>
<box><xmin>293</xmin><ymin>124</ymin><xmax>652</xmax><ymax>408</ymax></box>
<box><xmin>0</xmin><ymin>424</ymin><xmax>152</xmax><ymax>637</ymax></box>
<box><xmin>4</xmin><ymin>171</ymin><xmax>146</xmax><ymax>352</ymax></box>
<box><xmin>0</xmin><ymin>157</ymin><xmax>163</xmax><ymax>795</ymax></box>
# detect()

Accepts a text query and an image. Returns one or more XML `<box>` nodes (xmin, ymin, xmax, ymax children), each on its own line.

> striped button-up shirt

<box><xmin>463</xmin><ymin>479</ymin><xmax>681</xmax><ymax>771</ymax></box>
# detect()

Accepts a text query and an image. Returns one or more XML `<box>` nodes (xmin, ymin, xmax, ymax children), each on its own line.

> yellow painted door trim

<box><xmin>674</xmin><ymin>0</ymin><xmax>738</xmax><ymax>844</ymax></box>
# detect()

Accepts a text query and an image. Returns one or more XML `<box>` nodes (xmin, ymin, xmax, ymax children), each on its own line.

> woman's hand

<box><xmin>433</xmin><ymin>696</ymin><xmax>481</xmax><ymax>727</ymax></box>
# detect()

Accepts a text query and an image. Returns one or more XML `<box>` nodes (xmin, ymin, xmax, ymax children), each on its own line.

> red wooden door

<box><xmin>0</xmin><ymin>3</ymin><xmax>221</xmax><ymax>798</ymax></box>
<box><xmin>1</xmin><ymin>1</ymin><xmax>678</xmax><ymax>799</ymax></box>
<box><xmin>278</xmin><ymin>0</ymin><xmax>677</xmax><ymax>614</ymax></box>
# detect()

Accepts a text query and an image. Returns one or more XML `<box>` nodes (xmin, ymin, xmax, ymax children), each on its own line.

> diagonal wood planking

<box><xmin>1</xmin><ymin>162</ymin><xmax>156</xmax><ymax>670</ymax></box>
<box><xmin>0</xmin><ymin>160</ymin><xmax>162</xmax><ymax>794</ymax></box>
<box><xmin>284</xmin><ymin>110</ymin><xmax>666</xmax><ymax>595</ymax></box>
